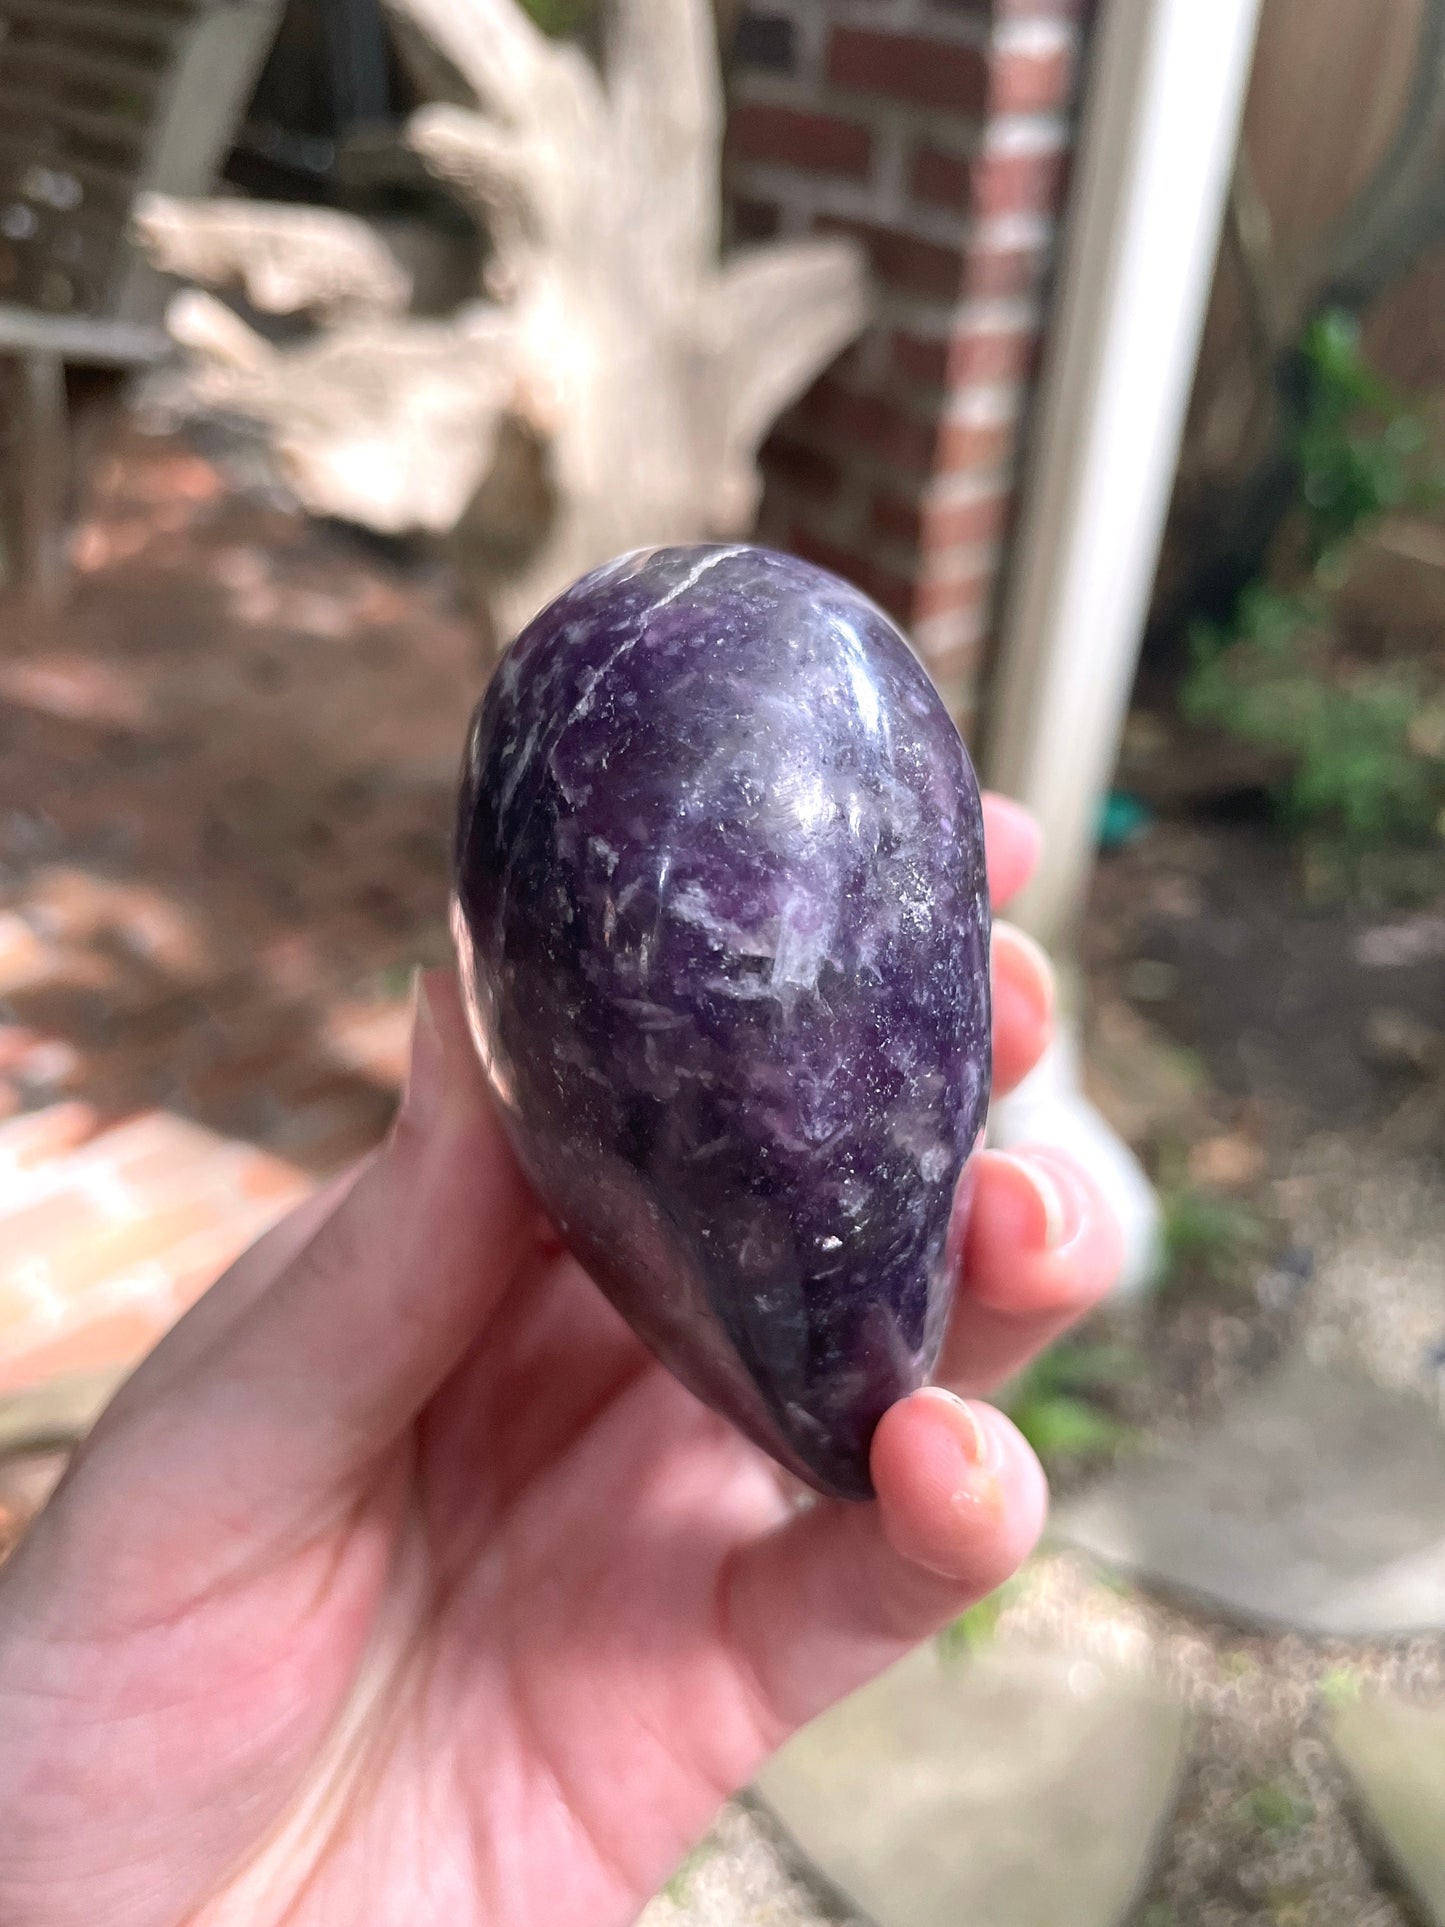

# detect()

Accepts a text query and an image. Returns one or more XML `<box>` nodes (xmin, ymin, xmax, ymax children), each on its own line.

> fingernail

<box><xmin>993</xmin><ymin>1150</ymin><xmax>1067</xmax><ymax>1249</ymax></box>
<box><xmin>991</xmin><ymin>924</ymin><xmax>1056</xmax><ymax>1020</ymax></box>
<box><xmin>986</xmin><ymin>793</ymin><xmax>1040</xmax><ymax>840</ymax></box>
<box><xmin>987</xmin><ymin>794</ymin><xmax>1043</xmax><ymax>861</ymax></box>
<box><xmin>917</xmin><ymin>1387</ymin><xmax>1002</xmax><ymax>1512</ymax></box>
<box><xmin>401</xmin><ymin>969</ymin><xmax>447</xmax><ymax>1130</ymax></box>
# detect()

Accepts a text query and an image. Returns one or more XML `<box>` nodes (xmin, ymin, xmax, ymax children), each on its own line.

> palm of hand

<box><xmin>4</xmin><ymin>1233</ymin><xmax>793</xmax><ymax>1927</ymax></box>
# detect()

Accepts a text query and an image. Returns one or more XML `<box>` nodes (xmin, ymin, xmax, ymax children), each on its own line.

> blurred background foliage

<box><xmin>1180</xmin><ymin>315</ymin><xmax>1445</xmax><ymax>894</ymax></box>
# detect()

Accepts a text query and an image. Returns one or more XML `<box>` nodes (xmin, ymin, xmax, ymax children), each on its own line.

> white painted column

<box><xmin>985</xmin><ymin>0</ymin><xmax>1265</xmax><ymax>950</ymax></box>
<box><xmin>985</xmin><ymin>0</ymin><xmax>1263</xmax><ymax>1297</ymax></box>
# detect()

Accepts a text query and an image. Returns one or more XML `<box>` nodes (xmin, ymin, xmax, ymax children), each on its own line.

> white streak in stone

<box><xmin>770</xmin><ymin>888</ymin><xmax>833</xmax><ymax>995</ymax></box>
<box><xmin>672</xmin><ymin>881</ymin><xmax>775</xmax><ymax>959</ymax></box>
<box><xmin>650</xmin><ymin>545</ymin><xmax>747</xmax><ymax>615</ymax></box>
<box><xmin>555</xmin><ymin>549</ymin><xmax>747</xmax><ymax>749</ymax></box>
<box><xmin>830</xmin><ymin>612</ymin><xmax>887</xmax><ymax>744</ymax></box>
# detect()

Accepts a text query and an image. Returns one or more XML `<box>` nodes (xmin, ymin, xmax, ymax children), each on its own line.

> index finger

<box><xmin>982</xmin><ymin>793</ymin><xmax>1041</xmax><ymax>909</ymax></box>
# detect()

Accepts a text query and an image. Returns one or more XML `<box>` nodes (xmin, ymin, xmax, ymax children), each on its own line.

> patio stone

<box><xmin>0</xmin><ymin>1448</ymin><xmax>71</xmax><ymax>1534</ymax></box>
<box><xmin>1055</xmin><ymin>1357</ymin><xmax>1445</xmax><ymax>1634</ymax></box>
<box><xmin>1331</xmin><ymin>1693</ymin><xmax>1445</xmax><ymax>1925</ymax></box>
<box><xmin>753</xmin><ymin>1640</ymin><xmax>1185</xmax><ymax>1927</ymax></box>
<box><xmin>0</xmin><ymin>1367</ymin><xmax>125</xmax><ymax>1455</ymax></box>
<box><xmin>0</xmin><ymin>1108</ymin><xmax>313</xmax><ymax>1398</ymax></box>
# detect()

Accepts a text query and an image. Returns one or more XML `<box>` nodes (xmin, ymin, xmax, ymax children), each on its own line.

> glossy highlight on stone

<box><xmin>452</xmin><ymin>544</ymin><xmax>991</xmax><ymax>1499</ymax></box>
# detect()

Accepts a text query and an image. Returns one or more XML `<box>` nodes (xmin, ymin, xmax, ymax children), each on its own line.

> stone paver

<box><xmin>754</xmin><ymin>1640</ymin><xmax>1186</xmax><ymax>1927</ymax></box>
<box><xmin>0</xmin><ymin>1368</ymin><xmax>127</xmax><ymax>1454</ymax></box>
<box><xmin>1331</xmin><ymin>1694</ymin><xmax>1445</xmax><ymax>1925</ymax></box>
<box><xmin>0</xmin><ymin>1106</ymin><xmax>312</xmax><ymax>1396</ymax></box>
<box><xmin>1056</xmin><ymin>1357</ymin><xmax>1445</xmax><ymax>1635</ymax></box>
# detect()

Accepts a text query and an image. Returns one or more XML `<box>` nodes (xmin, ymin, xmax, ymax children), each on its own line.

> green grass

<box><xmin>517</xmin><ymin>0</ymin><xmax>595</xmax><ymax>33</ymax></box>
<box><xmin>1158</xmin><ymin>1178</ymin><xmax>1267</xmax><ymax>1295</ymax></box>
<box><xmin>1319</xmin><ymin>1665</ymin><xmax>1363</xmax><ymax>1709</ymax></box>
<box><xmin>936</xmin><ymin>1578</ymin><xmax>1021</xmax><ymax>1662</ymax></box>
<box><xmin>1176</xmin><ymin>313</ymin><xmax>1445</xmax><ymax>892</ymax></box>
<box><xmin>1003</xmin><ymin>1342</ymin><xmax>1141</xmax><ymax>1470</ymax></box>
<box><xmin>1237</xmin><ymin>1780</ymin><xmax>1315</xmax><ymax>1836</ymax></box>
<box><xmin>661</xmin><ymin>1836</ymin><xmax>717</xmax><ymax>1904</ymax></box>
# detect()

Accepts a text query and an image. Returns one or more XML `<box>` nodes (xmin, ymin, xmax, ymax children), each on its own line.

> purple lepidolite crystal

<box><xmin>452</xmin><ymin>544</ymin><xmax>990</xmax><ymax>1499</ymax></box>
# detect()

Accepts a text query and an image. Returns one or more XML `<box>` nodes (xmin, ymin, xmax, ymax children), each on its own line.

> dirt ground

<box><xmin>0</xmin><ymin>427</ymin><xmax>468</xmax><ymax>1162</ymax></box>
<box><xmin>1076</xmin><ymin>805</ymin><xmax>1445</xmax><ymax>1927</ymax></box>
<box><xmin>2</xmin><ymin>425</ymin><xmax>1444</xmax><ymax>1923</ymax></box>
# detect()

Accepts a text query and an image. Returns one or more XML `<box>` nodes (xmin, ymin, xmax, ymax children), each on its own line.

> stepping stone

<box><xmin>0</xmin><ymin>1448</ymin><xmax>71</xmax><ymax>1533</ymax></box>
<box><xmin>753</xmin><ymin>1641</ymin><xmax>1185</xmax><ymax>1927</ymax></box>
<box><xmin>1055</xmin><ymin>1357</ymin><xmax>1445</xmax><ymax>1635</ymax></box>
<box><xmin>0</xmin><ymin>1109</ymin><xmax>311</xmax><ymax>1399</ymax></box>
<box><xmin>1331</xmin><ymin>1693</ymin><xmax>1445</xmax><ymax>1925</ymax></box>
<box><xmin>0</xmin><ymin>1366</ymin><xmax>125</xmax><ymax>1455</ymax></box>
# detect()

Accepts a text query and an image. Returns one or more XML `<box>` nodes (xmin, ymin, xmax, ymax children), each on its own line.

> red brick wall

<box><xmin>725</xmin><ymin>0</ymin><xmax>1092</xmax><ymax>731</ymax></box>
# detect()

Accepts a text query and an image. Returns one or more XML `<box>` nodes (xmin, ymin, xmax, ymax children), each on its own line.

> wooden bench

<box><xmin>0</xmin><ymin>305</ymin><xmax>169</xmax><ymax>607</ymax></box>
<box><xmin>0</xmin><ymin>0</ymin><xmax>281</xmax><ymax>607</ymax></box>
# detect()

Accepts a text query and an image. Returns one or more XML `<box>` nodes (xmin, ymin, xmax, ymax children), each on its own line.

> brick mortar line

<box><xmin>869</xmin><ymin>534</ymin><xmax>1002</xmax><ymax>580</ymax></box>
<box><xmin>939</xmin><ymin>379</ymin><xmax>1031</xmax><ymax>425</ymax></box>
<box><xmin>895</xmin><ymin>291</ymin><xmax>1046</xmax><ymax>333</ymax></box>
<box><xmin>992</xmin><ymin>17</ymin><xmax>1082</xmax><ymax>59</ymax></box>
<box><xmin>829</xmin><ymin>0</ymin><xmax>989</xmax><ymax>36</ymax></box>
<box><xmin>832</xmin><ymin>3</ymin><xmax>993</xmax><ymax>47</ymax></box>
<box><xmin>770</xmin><ymin>445</ymin><xmax>1020</xmax><ymax>502</ymax></box>
<box><xmin>917</xmin><ymin>469</ymin><xmax>1019</xmax><ymax>506</ymax></box>
<box><xmin>802</xmin><ymin>369</ymin><xmax>1017</xmax><ymax>436</ymax></box>
<box><xmin>981</xmin><ymin>109</ymin><xmax>1075</xmax><ymax>154</ymax></box>
<box><xmin>865</xmin><ymin>466</ymin><xmax>1018</xmax><ymax>507</ymax></box>
<box><xmin>915</xmin><ymin>602</ymin><xmax>991</xmax><ymax>641</ymax></box>
<box><xmin>787</xmin><ymin>474</ymin><xmax>1005</xmax><ymax>564</ymax></box>
<box><xmin>729</xmin><ymin>70</ymin><xmax>988</xmax><ymax>146</ymax></box>
<box><xmin>785</xmin><ymin>373</ymin><xmax>1036</xmax><ymax>441</ymax></box>
<box><xmin>783</xmin><ymin>90</ymin><xmax>1070</xmax><ymax>155</ymax></box>
<box><xmin>729</xmin><ymin>161</ymin><xmax>1059</xmax><ymax>250</ymax></box>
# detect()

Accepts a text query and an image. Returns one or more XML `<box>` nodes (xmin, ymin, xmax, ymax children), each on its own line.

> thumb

<box><xmin>96</xmin><ymin>971</ymin><xmax>536</xmax><ymax>1536</ymax></box>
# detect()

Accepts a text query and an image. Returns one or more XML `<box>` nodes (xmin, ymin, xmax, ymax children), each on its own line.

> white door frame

<box><xmin>985</xmin><ymin>0</ymin><xmax>1265</xmax><ymax>950</ymax></box>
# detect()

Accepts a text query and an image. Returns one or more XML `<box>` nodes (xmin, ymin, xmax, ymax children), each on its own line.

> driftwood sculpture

<box><xmin>133</xmin><ymin>199</ymin><xmax>415</xmax><ymax>322</ymax></box>
<box><xmin>137</xmin><ymin>0</ymin><xmax>869</xmax><ymax>649</ymax></box>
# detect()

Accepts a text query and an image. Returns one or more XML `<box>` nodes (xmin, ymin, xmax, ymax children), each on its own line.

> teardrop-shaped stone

<box><xmin>452</xmin><ymin>545</ymin><xmax>991</xmax><ymax>1499</ymax></box>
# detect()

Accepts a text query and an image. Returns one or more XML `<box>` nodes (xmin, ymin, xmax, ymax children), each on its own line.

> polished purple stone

<box><xmin>452</xmin><ymin>544</ymin><xmax>991</xmax><ymax>1500</ymax></box>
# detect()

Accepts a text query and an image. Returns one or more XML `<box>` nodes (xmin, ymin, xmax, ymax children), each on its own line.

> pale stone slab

<box><xmin>1056</xmin><ymin>1359</ymin><xmax>1445</xmax><ymax>1634</ymax></box>
<box><xmin>1332</xmin><ymin>1694</ymin><xmax>1445</xmax><ymax>1925</ymax></box>
<box><xmin>0</xmin><ymin>1368</ymin><xmax>125</xmax><ymax>1456</ymax></box>
<box><xmin>754</xmin><ymin>1641</ymin><xmax>1185</xmax><ymax>1927</ymax></box>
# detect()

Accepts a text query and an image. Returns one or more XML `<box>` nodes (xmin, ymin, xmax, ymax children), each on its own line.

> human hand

<box><xmin>0</xmin><ymin>796</ymin><xmax>1121</xmax><ymax>1927</ymax></box>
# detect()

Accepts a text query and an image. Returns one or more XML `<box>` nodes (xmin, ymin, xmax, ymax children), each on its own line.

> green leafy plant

<box><xmin>936</xmin><ymin>1577</ymin><xmax>1021</xmax><ymax>1662</ymax></box>
<box><xmin>1319</xmin><ymin>1665</ymin><xmax>1363</xmax><ymax>1709</ymax></box>
<box><xmin>1179</xmin><ymin>313</ymin><xmax>1445</xmax><ymax>877</ymax></box>
<box><xmin>1290</xmin><ymin>311</ymin><xmax>1440</xmax><ymax>568</ymax></box>
<box><xmin>1236</xmin><ymin>1780</ymin><xmax>1314</xmax><ymax>1836</ymax></box>
<box><xmin>1159</xmin><ymin>1177</ymin><xmax>1266</xmax><ymax>1295</ymax></box>
<box><xmin>1185</xmin><ymin>588</ymin><xmax>1445</xmax><ymax>848</ymax></box>
<box><xmin>1003</xmin><ymin>1343</ymin><xmax>1139</xmax><ymax>1469</ymax></box>
<box><xmin>517</xmin><ymin>0</ymin><xmax>595</xmax><ymax>34</ymax></box>
<box><xmin>662</xmin><ymin>1836</ymin><xmax>717</xmax><ymax>1904</ymax></box>
<box><xmin>1266</xmin><ymin>1888</ymin><xmax>1317</xmax><ymax>1926</ymax></box>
